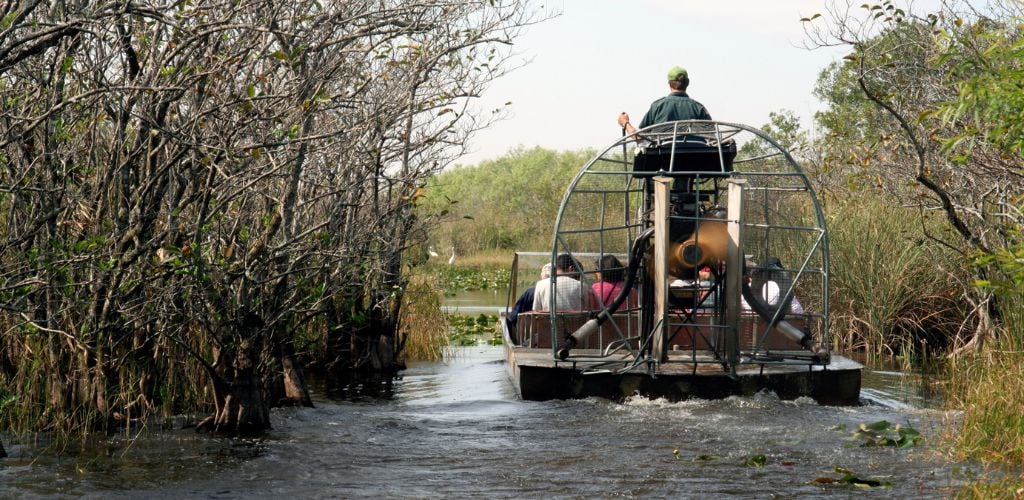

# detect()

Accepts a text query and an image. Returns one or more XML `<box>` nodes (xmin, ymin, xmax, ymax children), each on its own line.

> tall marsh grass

<box><xmin>948</xmin><ymin>290</ymin><xmax>1024</xmax><ymax>496</ymax></box>
<box><xmin>398</xmin><ymin>274</ymin><xmax>450</xmax><ymax>362</ymax></box>
<box><xmin>947</xmin><ymin>291</ymin><xmax>1024</xmax><ymax>465</ymax></box>
<box><xmin>826</xmin><ymin>195</ymin><xmax>966</xmax><ymax>356</ymax></box>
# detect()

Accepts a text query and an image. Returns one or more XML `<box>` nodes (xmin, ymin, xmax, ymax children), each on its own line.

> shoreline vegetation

<box><xmin>0</xmin><ymin>2</ymin><xmax>538</xmax><ymax>441</ymax></box>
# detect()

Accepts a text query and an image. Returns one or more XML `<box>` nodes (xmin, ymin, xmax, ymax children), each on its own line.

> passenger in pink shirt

<box><xmin>591</xmin><ymin>255</ymin><xmax>637</xmax><ymax>310</ymax></box>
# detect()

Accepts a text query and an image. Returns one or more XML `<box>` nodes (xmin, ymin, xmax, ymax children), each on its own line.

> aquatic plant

<box><xmin>432</xmin><ymin>266</ymin><xmax>509</xmax><ymax>295</ymax></box>
<box><xmin>813</xmin><ymin>466</ymin><xmax>891</xmax><ymax>488</ymax></box>
<box><xmin>955</xmin><ymin>474</ymin><xmax>1024</xmax><ymax>499</ymax></box>
<box><xmin>743</xmin><ymin>453</ymin><xmax>768</xmax><ymax>467</ymax></box>
<box><xmin>672</xmin><ymin>449</ymin><xmax>720</xmax><ymax>463</ymax></box>
<box><xmin>850</xmin><ymin>420</ymin><xmax>922</xmax><ymax>448</ymax></box>
<box><xmin>826</xmin><ymin>194</ymin><xmax>966</xmax><ymax>356</ymax></box>
<box><xmin>447</xmin><ymin>314</ymin><xmax>501</xmax><ymax>347</ymax></box>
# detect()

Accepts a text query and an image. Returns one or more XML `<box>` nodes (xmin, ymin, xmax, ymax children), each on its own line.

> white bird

<box><xmin>427</xmin><ymin>246</ymin><xmax>439</xmax><ymax>258</ymax></box>
<box><xmin>448</xmin><ymin>247</ymin><xmax>456</xmax><ymax>265</ymax></box>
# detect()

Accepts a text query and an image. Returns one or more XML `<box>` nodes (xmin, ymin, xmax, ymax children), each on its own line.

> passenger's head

<box><xmin>743</xmin><ymin>257</ymin><xmax>757</xmax><ymax>282</ymax></box>
<box><xmin>667</xmin><ymin>66</ymin><xmax>689</xmax><ymax>91</ymax></box>
<box><xmin>759</xmin><ymin>257</ymin><xmax>789</xmax><ymax>287</ymax></box>
<box><xmin>540</xmin><ymin>263</ymin><xmax>552</xmax><ymax>280</ymax></box>
<box><xmin>555</xmin><ymin>253</ymin><xmax>577</xmax><ymax>274</ymax></box>
<box><xmin>596</xmin><ymin>255</ymin><xmax>624</xmax><ymax>283</ymax></box>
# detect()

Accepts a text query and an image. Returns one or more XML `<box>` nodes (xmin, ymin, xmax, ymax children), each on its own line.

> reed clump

<box><xmin>947</xmin><ymin>291</ymin><xmax>1024</xmax><ymax>464</ymax></box>
<box><xmin>826</xmin><ymin>194</ymin><xmax>966</xmax><ymax>356</ymax></box>
<box><xmin>398</xmin><ymin>274</ymin><xmax>450</xmax><ymax>362</ymax></box>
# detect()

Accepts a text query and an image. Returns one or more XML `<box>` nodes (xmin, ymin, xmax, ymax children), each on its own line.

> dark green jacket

<box><xmin>639</xmin><ymin>92</ymin><xmax>711</xmax><ymax>128</ymax></box>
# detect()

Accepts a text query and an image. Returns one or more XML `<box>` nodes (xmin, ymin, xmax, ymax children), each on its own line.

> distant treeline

<box><xmin>421</xmin><ymin>147</ymin><xmax>595</xmax><ymax>255</ymax></box>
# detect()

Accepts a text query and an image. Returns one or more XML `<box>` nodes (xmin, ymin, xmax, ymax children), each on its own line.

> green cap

<box><xmin>667</xmin><ymin>66</ymin><xmax>688</xmax><ymax>81</ymax></box>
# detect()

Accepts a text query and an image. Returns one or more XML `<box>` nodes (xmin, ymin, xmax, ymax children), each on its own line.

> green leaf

<box><xmin>862</xmin><ymin>420</ymin><xmax>891</xmax><ymax>431</ymax></box>
<box><xmin>246</xmin><ymin>84</ymin><xmax>256</xmax><ymax>98</ymax></box>
<box><xmin>743</xmin><ymin>454</ymin><xmax>767</xmax><ymax>467</ymax></box>
<box><xmin>0</xmin><ymin>11</ymin><xmax>17</xmax><ymax>30</ymax></box>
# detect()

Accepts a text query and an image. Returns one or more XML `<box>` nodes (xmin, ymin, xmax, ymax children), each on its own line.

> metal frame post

<box><xmin>652</xmin><ymin>177</ymin><xmax>672</xmax><ymax>363</ymax></box>
<box><xmin>724</xmin><ymin>179</ymin><xmax>746</xmax><ymax>370</ymax></box>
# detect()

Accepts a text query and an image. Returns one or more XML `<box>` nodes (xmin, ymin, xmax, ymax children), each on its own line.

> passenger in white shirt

<box><xmin>533</xmin><ymin>253</ymin><xmax>596</xmax><ymax>311</ymax></box>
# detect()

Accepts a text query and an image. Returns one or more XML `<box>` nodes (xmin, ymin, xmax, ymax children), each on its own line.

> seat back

<box><xmin>515</xmin><ymin>311</ymin><xmax>641</xmax><ymax>350</ymax></box>
<box><xmin>632</xmin><ymin>136</ymin><xmax>736</xmax><ymax>176</ymax></box>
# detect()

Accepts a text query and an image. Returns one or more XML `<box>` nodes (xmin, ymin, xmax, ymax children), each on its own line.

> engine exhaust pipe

<box><xmin>741</xmin><ymin>279</ymin><xmax>829</xmax><ymax>363</ymax></box>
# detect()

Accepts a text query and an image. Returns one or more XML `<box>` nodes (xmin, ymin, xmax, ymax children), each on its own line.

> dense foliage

<box><xmin>0</xmin><ymin>0</ymin><xmax>534</xmax><ymax>436</ymax></box>
<box><xmin>802</xmin><ymin>1</ymin><xmax>1024</xmax><ymax>486</ymax></box>
<box><xmin>805</xmin><ymin>1</ymin><xmax>1024</xmax><ymax>353</ymax></box>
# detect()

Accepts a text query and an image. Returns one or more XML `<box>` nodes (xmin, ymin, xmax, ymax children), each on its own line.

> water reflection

<box><xmin>442</xmin><ymin>287</ymin><xmax>509</xmax><ymax>315</ymax></box>
<box><xmin>854</xmin><ymin>355</ymin><xmax>947</xmax><ymax>410</ymax></box>
<box><xmin>315</xmin><ymin>370</ymin><xmax>399</xmax><ymax>402</ymax></box>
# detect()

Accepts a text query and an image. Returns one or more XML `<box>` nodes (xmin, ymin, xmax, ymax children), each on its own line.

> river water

<box><xmin>0</xmin><ymin>344</ymin><xmax>976</xmax><ymax>499</ymax></box>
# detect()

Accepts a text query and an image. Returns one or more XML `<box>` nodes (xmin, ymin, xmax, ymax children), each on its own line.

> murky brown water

<box><xmin>0</xmin><ymin>345</ymin><xmax>979</xmax><ymax>499</ymax></box>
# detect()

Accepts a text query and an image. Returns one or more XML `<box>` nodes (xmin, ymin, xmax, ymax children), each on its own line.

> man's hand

<box><xmin>617</xmin><ymin>112</ymin><xmax>630</xmax><ymax>128</ymax></box>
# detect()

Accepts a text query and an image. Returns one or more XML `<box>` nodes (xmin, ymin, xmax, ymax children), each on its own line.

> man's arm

<box><xmin>617</xmin><ymin>112</ymin><xmax>639</xmax><ymax>136</ymax></box>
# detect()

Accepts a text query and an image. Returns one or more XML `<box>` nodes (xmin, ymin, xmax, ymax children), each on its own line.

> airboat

<box><xmin>501</xmin><ymin>120</ymin><xmax>862</xmax><ymax>404</ymax></box>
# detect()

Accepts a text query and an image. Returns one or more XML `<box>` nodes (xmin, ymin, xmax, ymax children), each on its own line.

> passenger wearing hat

<box><xmin>617</xmin><ymin>66</ymin><xmax>711</xmax><ymax>135</ymax></box>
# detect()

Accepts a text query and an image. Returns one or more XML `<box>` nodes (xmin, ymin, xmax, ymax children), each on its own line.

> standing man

<box><xmin>617</xmin><ymin>66</ymin><xmax>711</xmax><ymax>134</ymax></box>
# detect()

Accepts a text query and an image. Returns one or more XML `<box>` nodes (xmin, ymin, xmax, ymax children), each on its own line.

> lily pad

<box><xmin>850</xmin><ymin>420</ymin><xmax>922</xmax><ymax>448</ymax></box>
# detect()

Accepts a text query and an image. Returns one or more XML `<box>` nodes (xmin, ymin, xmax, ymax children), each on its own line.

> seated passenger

<box><xmin>697</xmin><ymin>266</ymin><xmax>716</xmax><ymax>308</ymax></box>
<box><xmin>591</xmin><ymin>255</ymin><xmax>637</xmax><ymax>310</ymax></box>
<box><xmin>507</xmin><ymin>263</ymin><xmax>550</xmax><ymax>330</ymax></box>
<box><xmin>533</xmin><ymin>253</ymin><xmax>596</xmax><ymax>311</ymax></box>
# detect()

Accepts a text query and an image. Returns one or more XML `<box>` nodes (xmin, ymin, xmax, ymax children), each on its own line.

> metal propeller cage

<box><xmin>516</xmin><ymin>120</ymin><xmax>829</xmax><ymax>374</ymax></box>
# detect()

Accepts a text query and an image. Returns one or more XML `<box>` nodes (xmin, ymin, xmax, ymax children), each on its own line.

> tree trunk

<box><xmin>211</xmin><ymin>376</ymin><xmax>269</xmax><ymax>434</ymax></box>
<box><xmin>196</xmin><ymin>373</ymin><xmax>270</xmax><ymax>435</ymax></box>
<box><xmin>196</xmin><ymin>341</ymin><xmax>271</xmax><ymax>435</ymax></box>
<box><xmin>0</xmin><ymin>437</ymin><xmax>6</xmax><ymax>458</ymax></box>
<box><xmin>325</xmin><ymin>298</ymin><xmax>351</xmax><ymax>370</ymax></box>
<box><xmin>281</xmin><ymin>353</ymin><xmax>313</xmax><ymax>407</ymax></box>
<box><xmin>364</xmin><ymin>290</ymin><xmax>404</xmax><ymax>372</ymax></box>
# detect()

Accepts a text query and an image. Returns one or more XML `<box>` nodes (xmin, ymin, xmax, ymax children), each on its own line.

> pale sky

<box><xmin>459</xmin><ymin>0</ymin><xmax>864</xmax><ymax>165</ymax></box>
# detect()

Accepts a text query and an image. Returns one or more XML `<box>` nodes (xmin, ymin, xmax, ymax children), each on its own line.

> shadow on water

<box><xmin>314</xmin><ymin>370</ymin><xmax>399</xmax><ymax>402</ymax></box>
<box><xmin>853</xmin><ymin>353</ymin><xmax>948</xmax><ymax>410</ymax></box>
<box><xmin>0</xmin><ymin>346</ymin><xmax>992</xmax><ymax>499</ymax></box>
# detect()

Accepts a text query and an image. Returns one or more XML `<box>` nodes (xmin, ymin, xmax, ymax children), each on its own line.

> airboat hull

<box><xmin>502</xmin><ymin>319</ymin><xmax>862</xmax><ymax>405</ymax></box>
